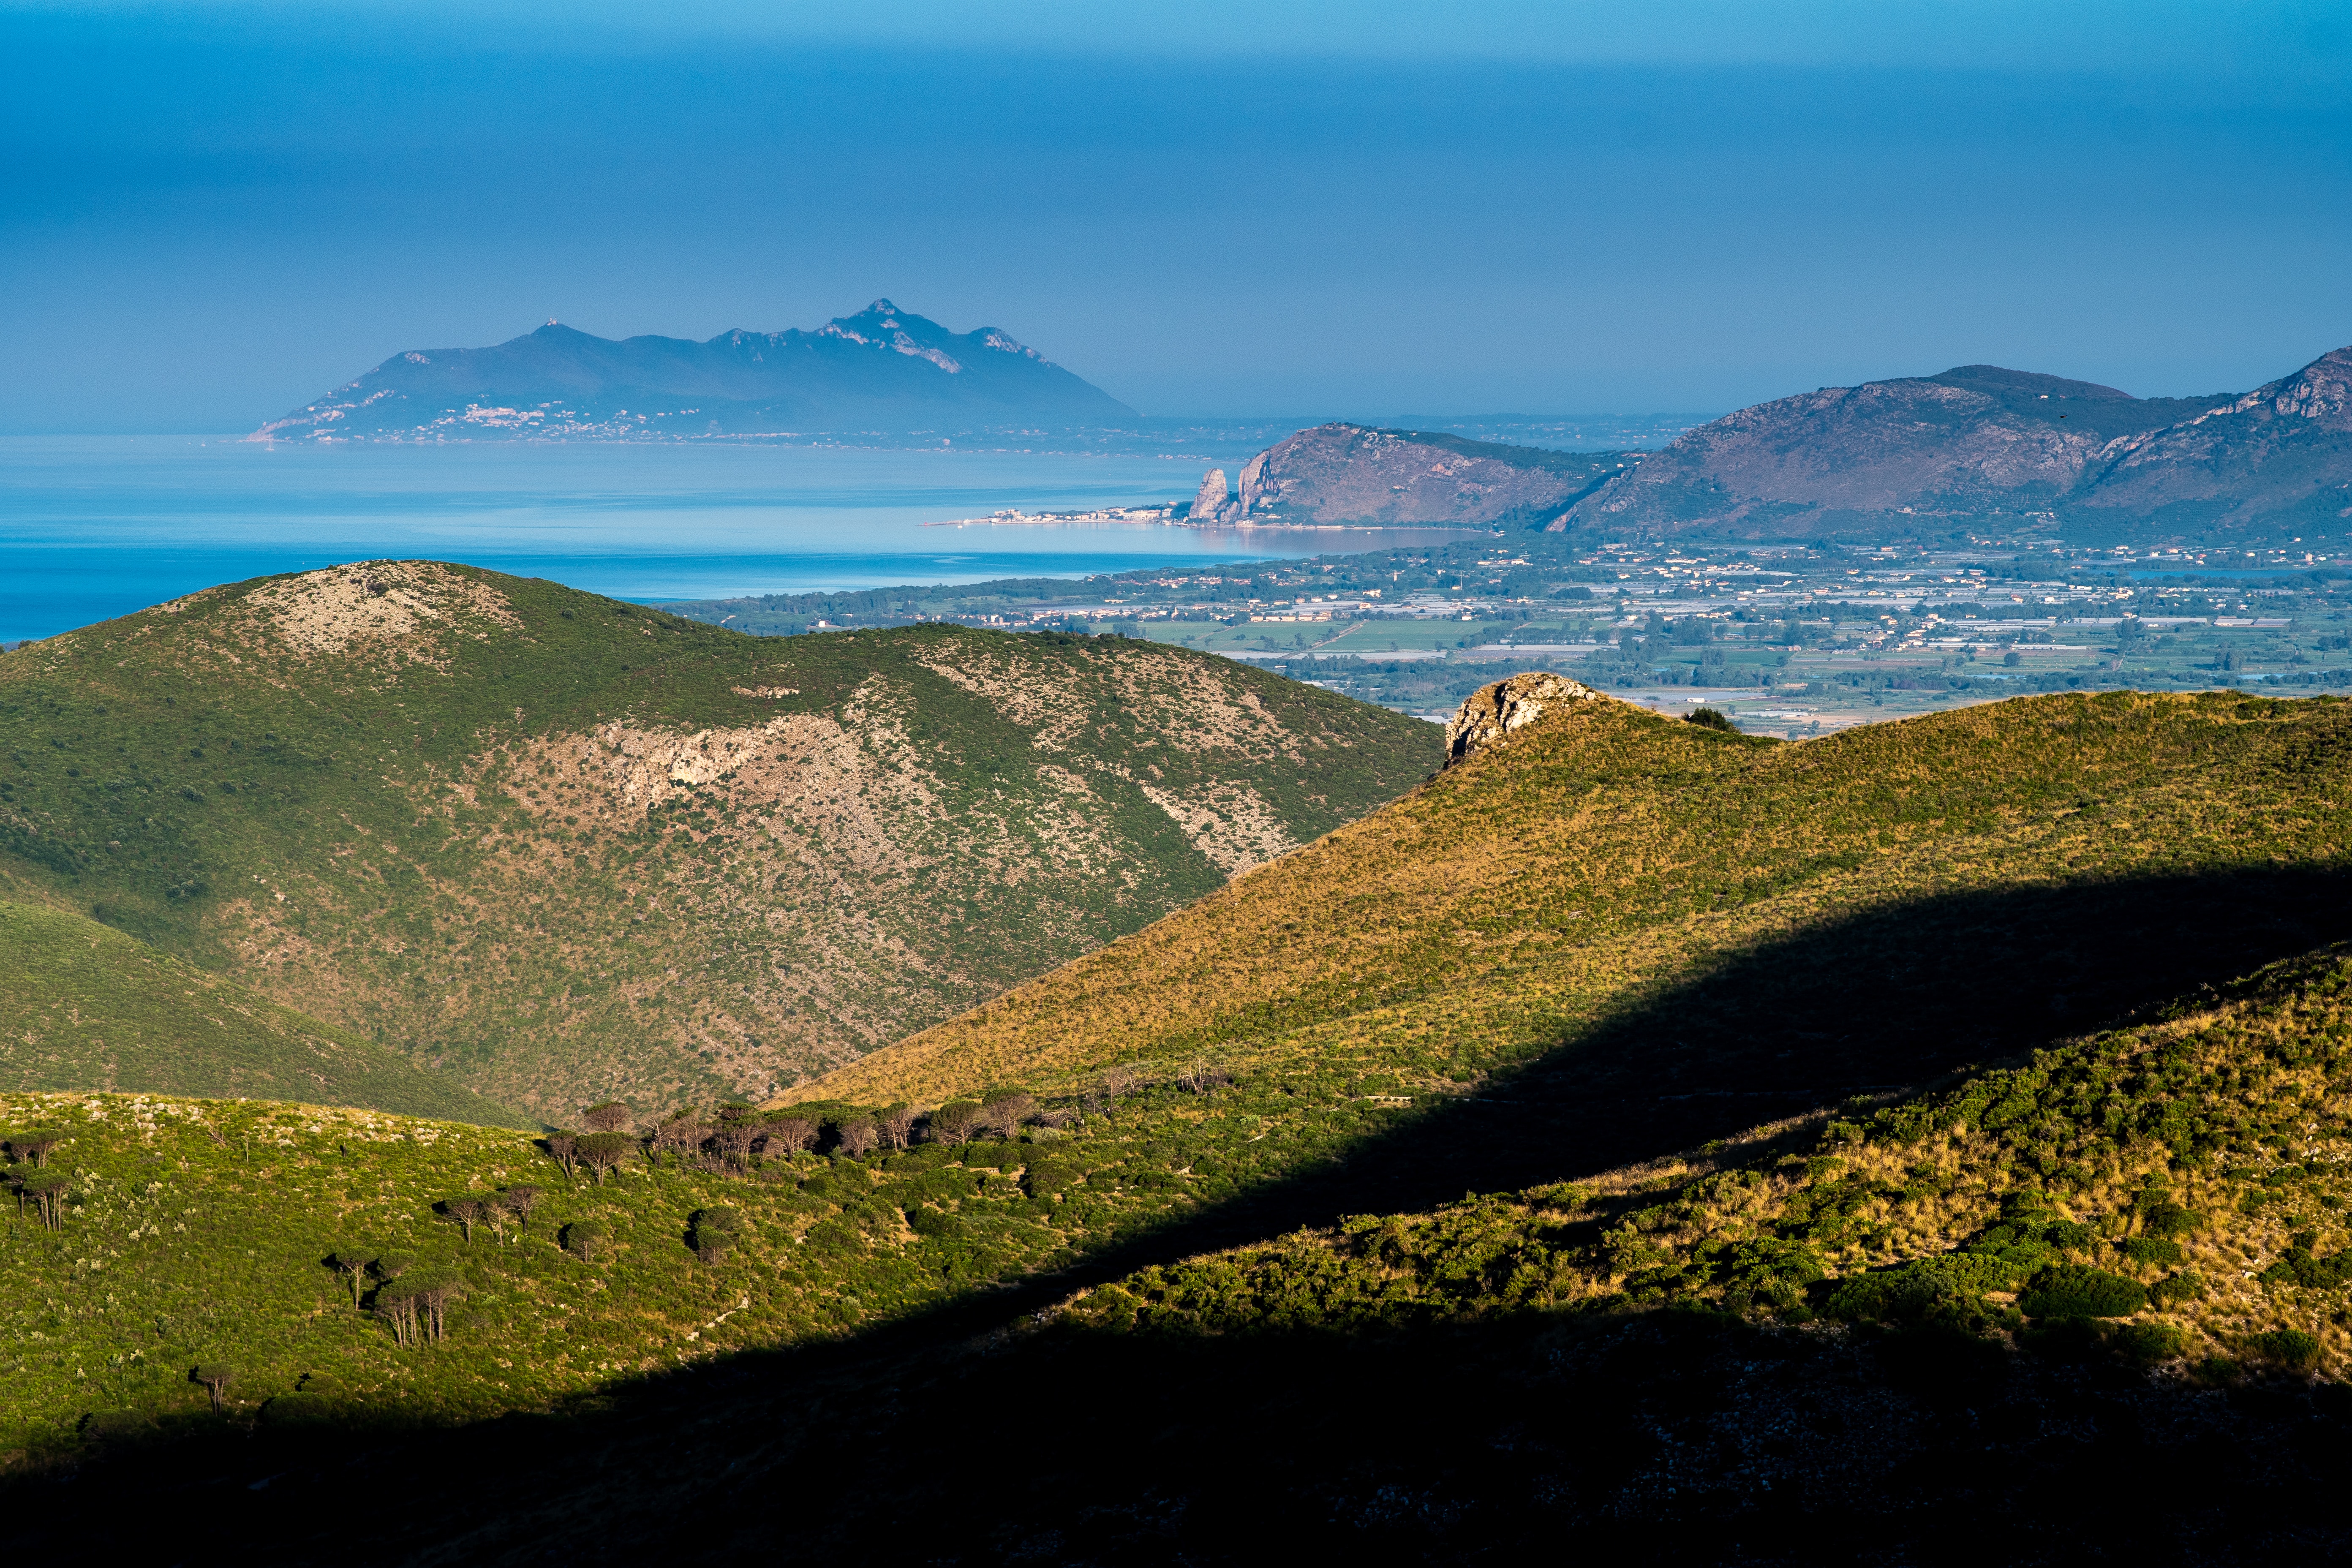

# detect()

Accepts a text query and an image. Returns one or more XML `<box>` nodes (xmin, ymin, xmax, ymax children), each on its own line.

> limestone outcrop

<box><xmin>1444</xmin><ymin>672</ymin><xmax>1611</xmax><ymax>765</ymax></box>
<box><xmin>1190</xmin><ymin>468</ymin><xmax>1233</xmax><ymax>521</ymax></box>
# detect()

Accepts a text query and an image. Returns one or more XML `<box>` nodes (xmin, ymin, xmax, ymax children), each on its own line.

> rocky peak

<box><xmin>1191</xmin><ymin>468</ymin><xmax>1232</xmax><ymax>520</ymax></box>
<box><xmin>1445</xmin><ymin>672</ymin><xmax>1610</xmax><ymax>765</ymax></box>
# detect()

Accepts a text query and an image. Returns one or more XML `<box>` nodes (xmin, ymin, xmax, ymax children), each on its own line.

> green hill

<box><xmin>0</xmin><ymin>563</ymin><xmax>1435</xmax><ymax>1118</ymax></box>
<box><xmin>0</xmin><ymin>901</ymin><xmax>527</xmax><ymax>1126</ymax></box>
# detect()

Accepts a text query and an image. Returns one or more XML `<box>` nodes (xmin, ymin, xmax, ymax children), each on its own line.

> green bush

<box><xmin>2017</xmin><ymin>1264</ymin><xmax>2147</xmax><ymax>1319</ymax></box>
<box><xmin>1021</xmin><ymin>1160</ymin><xmax>1073</xmax><ymax>1199</ymax></box>
<box><xmin>2117</xmin><ymin>1236</ymin><xmax>2184</xmax><ymax>1268</ymax></box>
<box><xmin>2148</xmin><ymin>1271</ymin><xmax>2208</xmax><ymax>1307</ymax></box>
<box><xmin>2111</xmin><ymin>1321</ymin><xmax>2187</xmax><ymax>1364</ymax></box>
<box><xmin>1824</xmin><ymin>1257</ymin><xmax>1999</xmax><ymax>1324</ymax></box>
<box><xmin>2252</xmin><ymin>1327</ymin><xmax>2322</xmax><ymax>1369</ymax></box>
<box><xmin>2137</xmin><ymin>1201</ymin><xmax>2205</xmax><ymax>1239</ymax></box>
<box><xmin>2258</xmin><ymin>1246</ymin><xmax>2352</xmax><ymax>1289</ymax></box>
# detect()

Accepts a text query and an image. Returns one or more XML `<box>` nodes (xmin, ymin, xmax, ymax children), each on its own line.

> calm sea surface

<box><xmin>0</xmin><ymin>436</ymin><xmax>1467</xmax><ymax>643</ymax></box>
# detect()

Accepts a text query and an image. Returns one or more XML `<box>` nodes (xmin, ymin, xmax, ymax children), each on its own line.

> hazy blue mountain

<box><xmin>253</xmin><ymin>300</ymin><xmax>1137</xmax><ymax>440</ymax></box>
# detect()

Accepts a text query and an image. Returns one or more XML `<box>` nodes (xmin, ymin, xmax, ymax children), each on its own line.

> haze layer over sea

<box><xmin>0</xmin><ymin>437</ymin><xmax>1475</xmax><ymax>643</ymax></box>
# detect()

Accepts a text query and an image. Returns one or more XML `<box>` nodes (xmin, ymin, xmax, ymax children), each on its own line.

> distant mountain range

<box><xmin>1555</xmin><ymin>345</ymin><xmax>2352</xmax><ymax>543</ymax></box>
<box><xmin>1202</xmin><ymin>344</ymin><xmax>2352</xmax><ymax>544</ymax></box>
<box><xmin>251</xmin><ymin>300</ymin><xmax>1136</xmax><ymax>440</ymax></box>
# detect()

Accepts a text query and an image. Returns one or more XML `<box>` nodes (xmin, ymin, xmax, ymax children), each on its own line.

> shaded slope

<box><xmin>20</xmin><ymin>945</ymin><xmax>2352</xmax><ymax>1563</ymax></box>
<box><xmin>0</xmin><ymin>902</ymin><xmax>529</xmax><ymax>1125</ymax></box>
<box><xmin>788</xmin><ymin>686</ymin><xmax>2352</xmax><ymax>1108</ymax></box>
<box><xmin>253</xmin><ymin>299</ymin><xmax>1135</xmax><ymax>440</ymax></box>
<box><xmin>0</xmin><ymin>564</ymin><xmax>1437</xmax><ymax>1116</ymax></box>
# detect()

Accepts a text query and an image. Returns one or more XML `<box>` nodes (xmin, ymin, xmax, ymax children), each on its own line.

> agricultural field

<box><xmin>668</xmin><ymin>533</ymin><xmax>2352</xmax><ymax>738</ymax></box>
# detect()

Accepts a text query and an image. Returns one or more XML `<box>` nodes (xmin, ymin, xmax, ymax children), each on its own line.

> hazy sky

<box><xmin>5</xmin><ymin>0</ymin><xmax>2349</xmax><ymax>430</ymax></box>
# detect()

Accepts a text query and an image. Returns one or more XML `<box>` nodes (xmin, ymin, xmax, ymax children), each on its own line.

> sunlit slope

<box><xmin>785</xmin><ymin>689</ymin><xmax>2352</xmax><ymax>1108</ymax></box>
<box><xmin>0</xmin><ymin>563</ymin><xmax>1435</xmax><ymax>1116</ymax></box>
<box><xmin>0</xmin><ymin>901</ymin><xmax>530</xmax><ymax>1126</ymax></box>
<box><xmin>1070</xmin><ymin>941</ymin><xmax>2352</xmax><ymax>1376</ymax></box>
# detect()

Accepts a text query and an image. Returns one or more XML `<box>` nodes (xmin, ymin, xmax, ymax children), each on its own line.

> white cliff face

<box><xmin>1236</xmin><ymin>450</ymin><xmax>1270</xmax><ymax>514</ymax></box>
<box><xmin>1444</xmin><ymin>672</ymin><xmax>1612</xmax><ymax>765</ymax></box>
<box><xmin>1192</xmin><ymin>468</ymin><xmax>1232</xmax><ymax>520</ymax></box>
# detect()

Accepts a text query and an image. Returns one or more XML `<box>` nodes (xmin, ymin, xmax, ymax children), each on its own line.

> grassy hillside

<box><xmin>0</xmin><ymin>901</ymin><xmax>527</xmax><ymax>1126</ymax></box>
<box><xmin>1069</xmin><ymin>942</ymin><xmax>2352</xmax><ymax>1372</ymax></box>
<box><xmin>0</xmin><ymin>562</ymin><xmax>1435</xmax><ymax>1117</ymax></box>
<box><xmin>789</xmin><ymin>687</ymin><xmax>2352</xmax><ymax>1109</ymax></box>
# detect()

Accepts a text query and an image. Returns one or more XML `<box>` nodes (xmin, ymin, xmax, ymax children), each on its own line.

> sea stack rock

<box><xmin>1445</xmin><ymin>672</ymin><xmax>1609</xmax><ymax>765</ymax></box>
<box><xmin>1191</xmin><ymin>468</ymin><xmax>1232</xmax><ymax>520</ymax></box>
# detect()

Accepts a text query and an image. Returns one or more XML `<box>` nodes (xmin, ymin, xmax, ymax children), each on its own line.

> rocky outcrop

<box><xmin>1552</xmin><ymin>347</ymin><xmax>2352</xmax><ymax>542</ymax></box>
<box><xmin>1190</xmin><ymin>468</ymin><xmax>1233</xmax><ymax>521</ymax></box>
<box><xmin>1445</xmin><ymin>672</ymin><xmax>1612</xmax><ymax>765</ymax></box>
<box><xmin>1214</xmin><ymin>424</ymin><xmax>1628</xmax><ymax>528</ymax></box>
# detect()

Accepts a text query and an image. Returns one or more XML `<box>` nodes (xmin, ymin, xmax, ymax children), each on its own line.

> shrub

<box><xmin>2137</xmin><ymin>1200</ymin><xmax>2205</xmax><ymax>1239</ymax></box>
<box><xmin>2017</xmin><ymin>1264</ymin><xmax>2147</xmax><ymax>1319</ymax></box>
<box><xmin>1022</xmin><ymin>1160</ymin><xmax>1074</xmax><ymax>1200</ymax></box>
<box><xmin>2116</xmin><ymin>1236</ymin><xmax>2184</xmax><ymax>1268</ymax></box>
<box><xmin>2112</xmin><ymin>1321</ymin><xmax>2187</xmax><ymax>1364</ymax></box>
<box><xmin>2043</xmin><ymin>1219</ymin><xmax>2097</xmax><ymax>1253</ymax></box>
<box><xmin>2252</xmin><ymin>1327</ymin><xmax>2323</xmax><ymax>1369</ymax></box>
<box><xmin>1684</xmin><ymin>708</ymin><xmax>1735</xmax><ymax>732</ymax></box>
<box><xmin>2148</xmin><ymin>1270</ymin><xmax>2208</xmax><ymax>1307</ymax></box>
<box><xmin>1825</xmin><ymin>1257</ymin><xmax>1999</xmax><ymax>1324</ymax></box>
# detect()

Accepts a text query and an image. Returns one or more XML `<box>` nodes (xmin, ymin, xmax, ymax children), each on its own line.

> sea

<box><xmin>0</xmin><ymin>436</ymin><xmax>1475</xmax><ymax>644</ymax></box>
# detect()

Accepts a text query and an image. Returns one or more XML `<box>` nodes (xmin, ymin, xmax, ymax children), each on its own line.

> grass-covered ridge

<box><xmin>0</xmin><ymin>562</ymin><xmax>1436</xmax><ymax>1116</ymax></box>
<box><xmin>786</xmin><ymin>687</ymin><xmax>2352</xmax><ymax>1108</ymax></box>
<box><xmin>1064</xmin><ymin>943</ymin><xmax>2352</xmax><ymax>1378</ymax></box>
<box><xmin>0</xmin><ymin>901</ymin><xmax>527</xmax><ymax>1126</ymax></box>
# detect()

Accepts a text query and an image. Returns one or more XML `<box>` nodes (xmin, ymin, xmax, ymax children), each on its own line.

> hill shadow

<box><xmin>1200</xmin><ymin>861</ymin><xmax>2352</xmax><ymax>1228</ymax></box>
<box><xmin>13</xmin><ymin>861</ymin><xmax>2352</xmax><ymax>1556</ymax></box>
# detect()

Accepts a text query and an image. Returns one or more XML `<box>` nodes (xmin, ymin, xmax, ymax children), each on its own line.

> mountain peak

<box><xmin>253</xmin><ymin>299</ymin><xmax>1136</xmax><ymax>439</ymax></box>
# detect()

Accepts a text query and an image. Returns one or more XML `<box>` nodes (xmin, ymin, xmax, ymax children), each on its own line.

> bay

<box><xmin>0</xmin><ymin>436</ymin><xmax>1467</xmax><ymax>643</ymax></box>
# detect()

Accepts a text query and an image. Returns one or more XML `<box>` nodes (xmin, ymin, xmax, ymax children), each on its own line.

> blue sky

<box><xmin>3</xmin><ymin>0</ymin><xmax>2349</xmax><ymax>430</ymax></box>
